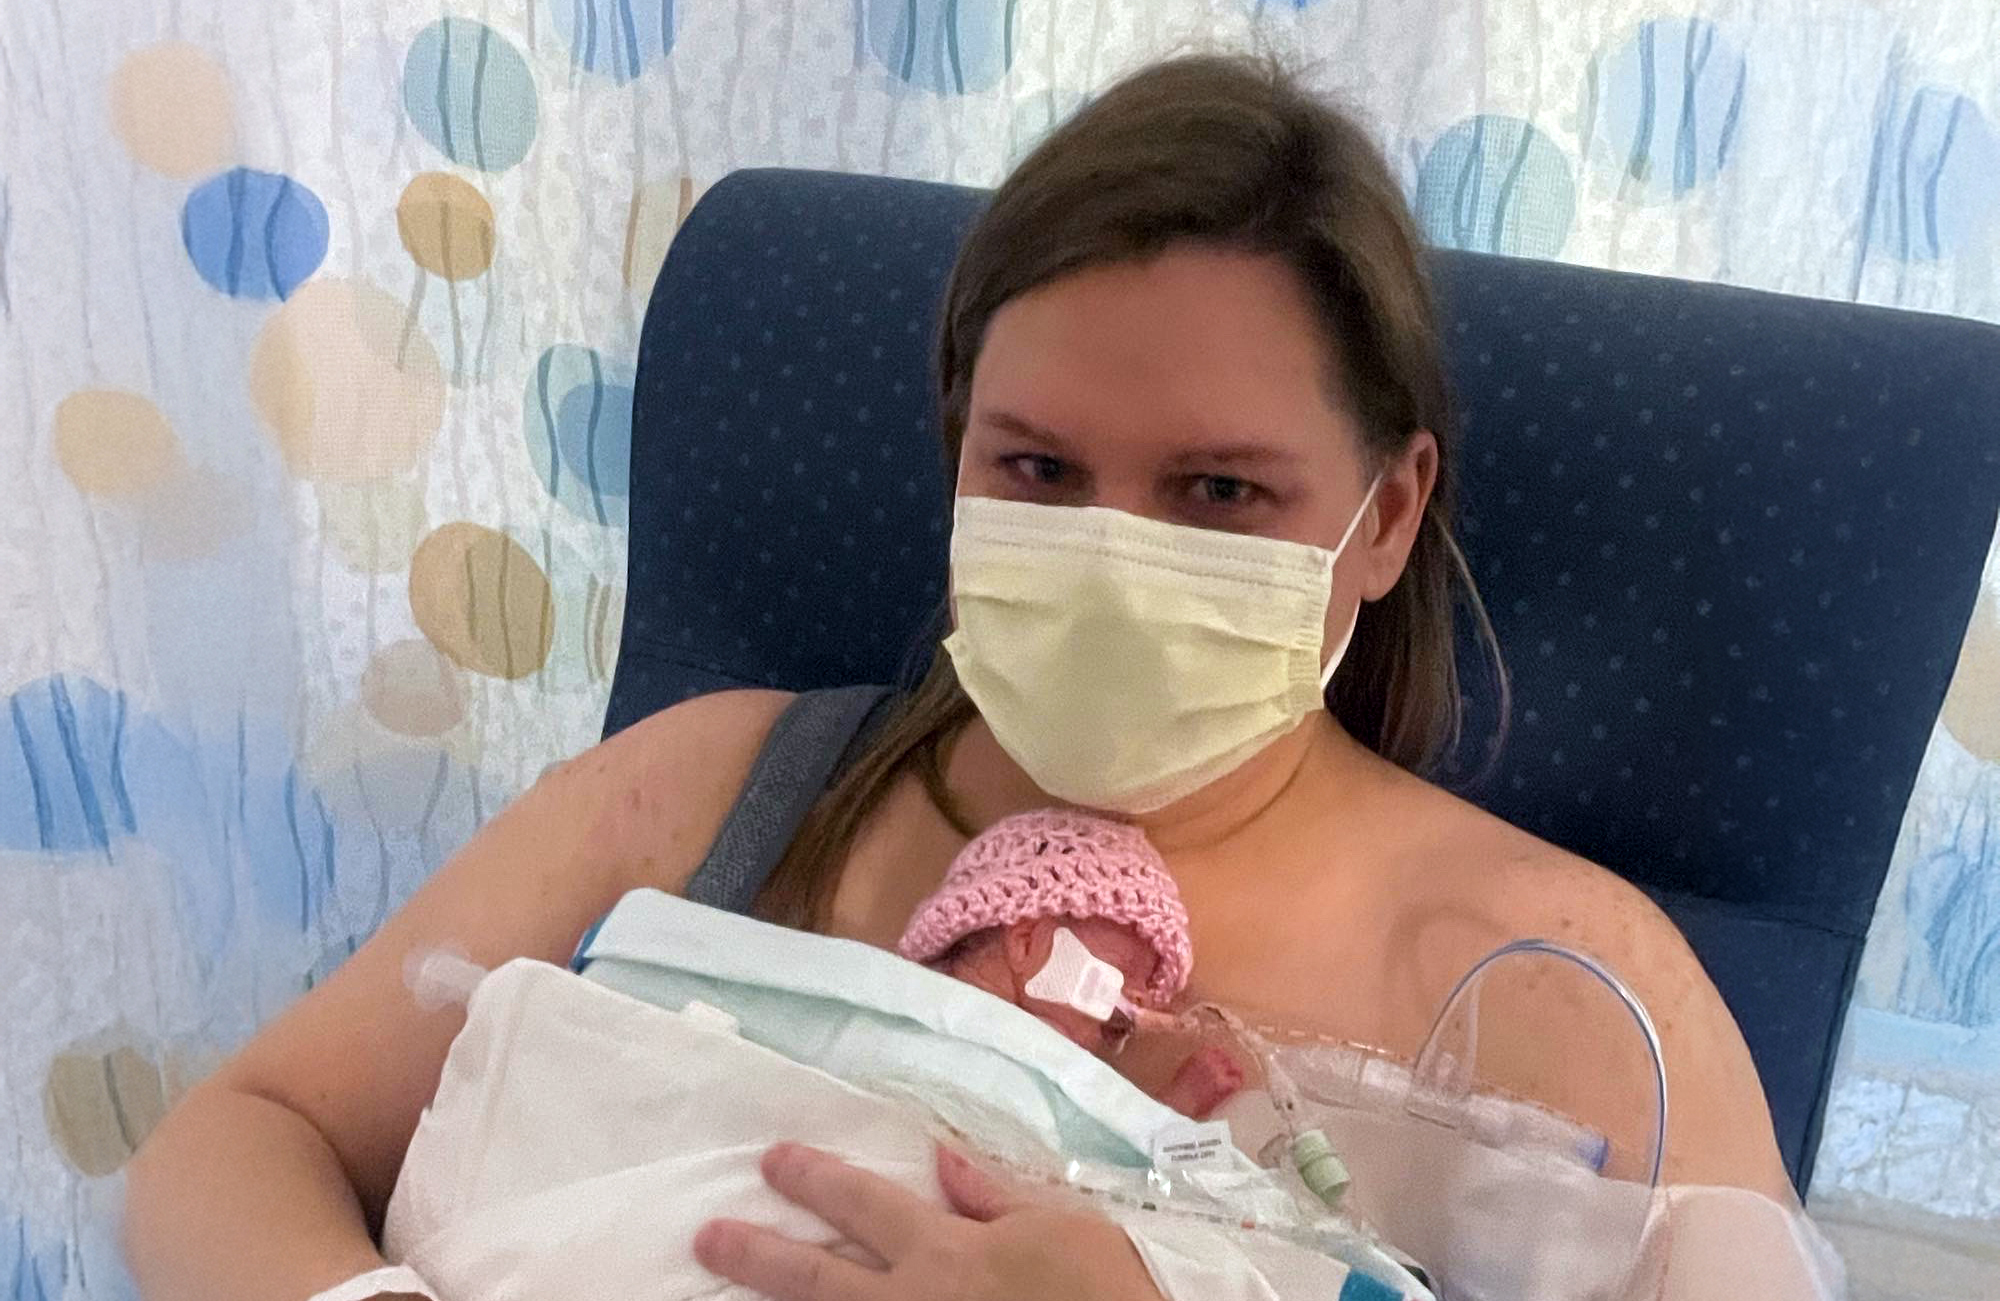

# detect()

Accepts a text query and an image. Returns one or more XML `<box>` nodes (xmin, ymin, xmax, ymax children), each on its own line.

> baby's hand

<box><xmin>1155</xmin><ymin>1044</ymin><xmax>1245</xmax><ymax>1120</ymax></box>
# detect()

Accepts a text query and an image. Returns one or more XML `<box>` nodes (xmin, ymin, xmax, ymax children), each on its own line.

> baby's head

<box><xmin>897</xmin><ymin>811</ymin><xmax>1191</xmax><ymax>1055</ymax></box>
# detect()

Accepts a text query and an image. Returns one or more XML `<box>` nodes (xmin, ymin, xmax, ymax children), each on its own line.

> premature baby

<box><xmin>897</xmin><ymin>809</ymin><xmax>1243</xmax><ymax>1120</ymax></box>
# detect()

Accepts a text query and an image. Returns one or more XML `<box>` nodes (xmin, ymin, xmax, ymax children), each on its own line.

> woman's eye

<box><xmin>1190</xmin><ymin>475</ymin><xmax>1262</xmax><ymax>508</ymax></box>
<box><xmin>1003</xmin><ymin>454</ymin><xmax>1070</xmax><ymax>487</ymax></box>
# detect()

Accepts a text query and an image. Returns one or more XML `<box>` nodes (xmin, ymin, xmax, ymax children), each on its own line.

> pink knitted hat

<box><xmin>897</xmin><ymin>810</ymin><xmax>1192</xmax><ymax>1008</ymax></box>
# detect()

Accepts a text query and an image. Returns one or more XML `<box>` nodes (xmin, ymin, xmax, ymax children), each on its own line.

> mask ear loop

<box><xmin>1319</xmin><ymin>477</ymin><xmax>1384</xmax><ymax>690</ymax></box>
<box><xmin>1330</xmin><ymin>476</ymin><xmax>1386</xmax><ymax>561</ymax></box>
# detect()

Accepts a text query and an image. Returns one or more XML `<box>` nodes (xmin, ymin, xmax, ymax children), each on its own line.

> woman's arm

<box><xmin>1616</xmin><ymin>893</ymin><xmax>1795</xmax><ymax>1197</ymax></box>
<box><xmin>123</xmin><ymin>689</ymin><xmax>794</xmax><ymax>1301</ymax></box>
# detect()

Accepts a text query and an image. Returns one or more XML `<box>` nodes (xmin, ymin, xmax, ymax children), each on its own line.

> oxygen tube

<box><xmin>1119</xmin><ymin>1000</ymin><xmax>1352</xmax><ymax>1211</ymax></box>
<box><xmin>1022</xmin><ymin>929</ymin><xmax>1351</xmax><ymax>1209</ymax></box>
<box><xmin>1127</xmin><ymin>937</ymin><xmax>1667</xmax><ymax>1216</ymax></box>
<box><xmin>1412</xmin><ymin>938</ymin><xmax>1668</xmax><ymax>1188</ymax></box>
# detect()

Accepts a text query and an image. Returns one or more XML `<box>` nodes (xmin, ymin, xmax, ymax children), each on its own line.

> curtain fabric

<box><xmin>2</xmin><ymin>1</ymin><xmax>1997</xmax><ymax>1291</ymax></box>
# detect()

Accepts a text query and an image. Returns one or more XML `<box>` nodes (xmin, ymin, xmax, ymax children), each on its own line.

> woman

<box><xmin>125</xmin><ymin>55</ymin><xmax>1791</xmax><ymax>1301</ymax></box>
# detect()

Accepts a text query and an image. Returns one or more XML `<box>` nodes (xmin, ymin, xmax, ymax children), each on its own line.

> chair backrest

<box><xmin>613</xmin><ymin>167</ymin><xmax>2000</xmax><ymax>1190</ymax></box>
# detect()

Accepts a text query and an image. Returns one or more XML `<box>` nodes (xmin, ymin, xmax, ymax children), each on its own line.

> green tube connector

<box><xmin>1291</xmin><ymin>1128</ymin><xmax>1350</xmax><ymax>1208</ymax></box>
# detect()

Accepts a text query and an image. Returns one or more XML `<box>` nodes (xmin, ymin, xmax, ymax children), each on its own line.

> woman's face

<box><xmin>958</xmin><ymin>245</ymin><xmax>1435</xmax><ymax>650</ymax></box>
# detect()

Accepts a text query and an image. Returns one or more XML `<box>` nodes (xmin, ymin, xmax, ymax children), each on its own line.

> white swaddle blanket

<box><xmin>381</xmin><ymin>890</ymin><xmax>1845</xmax><ymax>1300</ymax></box>
<box><xmin>382</xmin><ymin>892</ymin><xmax>1432</xmax><ymax>1296</ymax></box>
<box><xmin>382</xmin><ymin>953</ymin><xmax>1427</xmax><ymax>1300</ymax></box>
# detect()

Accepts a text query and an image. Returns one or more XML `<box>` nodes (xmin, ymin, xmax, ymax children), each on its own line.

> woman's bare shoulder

<box><xmin>536</xmin><ymin>687</ymin><xmax>798</xmax><ymax>893</ymax></box>
<box><xmin>1415</xmin><ymin>791</ymin><xmax>1791</xmax><ymax>1193</ymax></box>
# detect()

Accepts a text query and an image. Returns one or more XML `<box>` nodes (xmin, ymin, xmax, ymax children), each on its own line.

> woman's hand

<box><xmin>693</xmin><ymin>1142</ymin><xmax>1165</xmax><ymax>1301</ymax></box>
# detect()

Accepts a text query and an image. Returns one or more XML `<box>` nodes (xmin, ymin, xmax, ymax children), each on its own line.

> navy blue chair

<box><xmin>608</xmin><ymin>168</ymin><xmax>2000</xmax><ymax>1192</ymax></box>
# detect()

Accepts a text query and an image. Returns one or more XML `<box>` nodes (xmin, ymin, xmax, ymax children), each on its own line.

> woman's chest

<box><xmin>1123</xmin><ymin>830</ymin><xmax>1570</xmax><ymax>1101</ymax></box>
<box><xmin>1173</xmin><ymin>839</ymin><xmax>1509</xmax><ymax>1017</ymax></box>
<box><xmin>820</xmin><ymin>776</ymin><xmax>1532</xmax><ymax>1080</ymax></box>
<box><xmin>1104</xmin><ymin>881</ymin><xmax>1416</xmax><ymax>1099</ymax></box>
<box><xmin>821</xmin><ymin>775</ymin><xmax>968</xmax><ymax>948</ymax></box>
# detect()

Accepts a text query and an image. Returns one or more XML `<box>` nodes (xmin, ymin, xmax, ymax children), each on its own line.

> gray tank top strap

<box><xmin>682</xmin><ymin>685</ymin><xmax>896</xmax><ymax>916</ymax></box>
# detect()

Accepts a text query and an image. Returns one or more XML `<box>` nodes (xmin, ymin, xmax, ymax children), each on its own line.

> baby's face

<box><xmin>1016</xmin><ymin>917</ymin><xmax>1159</xmax><ymax>1055</ymax></box>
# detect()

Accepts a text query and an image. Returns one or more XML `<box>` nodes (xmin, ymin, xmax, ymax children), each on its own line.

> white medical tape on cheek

<box><xmin>1023</xmin><ymin>927</ymin><xmax>1130</xmax><ymax>1022</ymax></box>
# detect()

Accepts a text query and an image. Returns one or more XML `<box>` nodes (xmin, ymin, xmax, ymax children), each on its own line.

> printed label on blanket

<box><xmin>1151</xmin><ymin>1119</ymin><xmax>1234</xmax><ymax>1172</ymax></box>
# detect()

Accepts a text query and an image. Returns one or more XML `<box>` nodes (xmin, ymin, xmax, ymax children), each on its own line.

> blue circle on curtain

<box><xmin>1866</xmin><ymin>87</ymin><xmax>2000</xmax><ymax>262</ymax></box>
<box><xmin>551</xmin><ymin>0</ymin><xmax>679</xmax><ymax>82</ymax></box>
<box><xmin>524</xmin><ymin>344</ymin><xmax>634</xmax><ymax>527</ymax></box>
<box><xmin>1416</xmin><ymin>115</ymin><xmax>1576</xmax><ymax>258</ymax></box>
<box><xmin>180</xmin><ymin>168</ymin><xmax>328</xmax><ymax>300</ymax></box>
<box><xmin>402</xmin><ymin>18</ymin><xmax>540</xmax><ymax>172</ymax></box>
<box><xmin>863</xmin><ymin>0</ymin><xmax>1016</xmax><ymax>95</ymax></box>
<box><xmin>0</xmin><ymin>674</ymin><xmax>241</xmax><ymax>960</ymax></box>
<box><xmin>0</xmin><ymin>676</ymin><xmax>201</xmax><ymax>857</ymax></box>
<box><xmin>1589</xmin><ymin>17</ymin><xmax>1747</xmax><ymax>200</ymax></box>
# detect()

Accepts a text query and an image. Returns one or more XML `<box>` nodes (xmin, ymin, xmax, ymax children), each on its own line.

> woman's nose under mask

<box><xmin>943</xmin><ymin>483</ymin><xmax>1379</xmax><ymax>814</ymax></box>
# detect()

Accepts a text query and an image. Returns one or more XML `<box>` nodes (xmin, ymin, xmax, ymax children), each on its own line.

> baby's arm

<box><xmin>1155</xmin><ymin>1044</ymin><xmax>1245</xmax><ymax>1120</ymax></box>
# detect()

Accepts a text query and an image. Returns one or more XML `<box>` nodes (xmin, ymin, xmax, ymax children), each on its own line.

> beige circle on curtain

<box><xmin>110</xmin><ymin>42</ymin><xmax>237</xmax><ymax>178</ymax></box>
<box><xmin>53</xmin><ymin>389</ymin><xmax>184</xmax><ymax>496</ymax></box>
<box><xmin>319</xmin><ymin>478</ymin><xmax>428</xmax><ymax>573</ymax></box>
<box><xmin>249</xmin><ymin>279</ymin><xmax>445</xmax><ymax>481</ymax></box>
<box><xmin>624</xmin><ymin>175</ymin><xmax>698</xmax><ymax>291</ymax></box>
<box><xmin>409</xmin><ymin>522</ymin><xmax>555</xmax><ymax>679</ymax></box>
<box><xmin>44</xmin><ymin>1040</ymin><xmax>170</xmax><ymax>1177</ymax></box>
<box><xmin>362</xmin><ymin>637</ymin><xmax>465</xmax><ymax>736</ymax></box>
<box><xmin>397</xmin><ymin>173</ymin><xmax>498</xmax><ymax>280</ymax></box>
<box><xmin>1942</xmin><ymin>589</ymin><xmax>2000</xmax><ymax>764</ymax></box>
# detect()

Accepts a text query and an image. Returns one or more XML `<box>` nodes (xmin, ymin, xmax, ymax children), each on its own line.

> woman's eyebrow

<box><xmin>1168</xmin><ymin>444</ymin><xmax>1301</xmax><ymax>468</ymax></box>
<box><xmin>982</xmin><ymin>412</ymin><xmax>1302</xmax><ymax>471</ymax></box>
<box><xmin>981</xmin><ymin>410</ymin><xmax>1071</xmax><ymax>447</ymax></box>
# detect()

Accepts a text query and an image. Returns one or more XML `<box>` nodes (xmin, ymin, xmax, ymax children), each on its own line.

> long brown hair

<box><xmin>757</xmin><ymin>54</ymin><xmax>1505</xmax><ymax>929</ymax></box>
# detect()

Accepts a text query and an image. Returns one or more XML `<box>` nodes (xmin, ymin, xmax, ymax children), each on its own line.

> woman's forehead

<box><xmin>969</xmin><ymin>248</ymin><xmax>1358</xmax><ymax>455</ymax></box>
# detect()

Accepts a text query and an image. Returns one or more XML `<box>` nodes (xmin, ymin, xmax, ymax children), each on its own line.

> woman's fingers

<box><xmin>935</xmin><ymin>1144</ymin><xmax>1023</xmax><ymax>1223</ymax></box>
<box><xmin>759</xmin><ymin>1142</ymin><xmax>937</xmax><ymax>1261</ymax></box>
<box><xmin>694</xmin><ymin>1219</ymin><xmax>881</xmax><ymax>1301</ymax></box>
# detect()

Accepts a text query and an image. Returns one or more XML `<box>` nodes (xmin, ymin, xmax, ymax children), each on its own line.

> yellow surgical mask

<box><xmin>943</xmin><ymin>484</ymin><xmax>1379</xmax><ymax>814</ymax></box>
